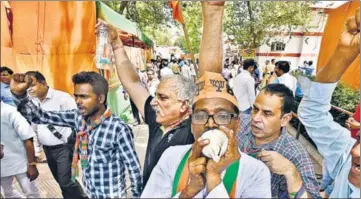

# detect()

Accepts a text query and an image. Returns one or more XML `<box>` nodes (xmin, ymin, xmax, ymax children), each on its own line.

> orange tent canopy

<box><xmin>317</xmin><ymin>1</ymin><xmax>360</xmax><ymax>90</ymax></box>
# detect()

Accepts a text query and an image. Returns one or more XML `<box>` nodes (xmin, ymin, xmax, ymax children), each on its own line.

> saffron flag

<box><xmin>169</xmin><ymin>1</ymin><xmax>184</xmax><ymax>24</ymax></box>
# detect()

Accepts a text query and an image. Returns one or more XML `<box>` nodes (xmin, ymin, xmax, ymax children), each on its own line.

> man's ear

<box><xmin>98</xmin><ymin>94</ymin><xmax>106</xmax><ymax>104</ymax></box>
<box><xmin>180</xmin><ymin>100</ymin><xmax>190</xmax><ymax>113</ymax></box>
<box><xmin>280</xmin><ymin>113</ymin><xmax>292</xmax><ymax>127</ymax></box>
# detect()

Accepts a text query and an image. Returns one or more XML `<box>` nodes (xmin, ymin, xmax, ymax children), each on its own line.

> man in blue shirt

<box><xmin>298</xmin><ymin>8</ymin><xmax>360</xmax><ymax>198</ymax></box>
<box><xmin>0</xmin><ymin>66</ymin><xmax>15</xmax><ymax>106</ymax></box>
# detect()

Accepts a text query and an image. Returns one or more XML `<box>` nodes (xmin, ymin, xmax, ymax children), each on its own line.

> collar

<box><xmin>243</xmin><ymin>70</ymin><xmax>252</xmax><ymax>76</ymax></box>
<box><xmin>249</xmin><ymin>127</ymin><xmax>287</xmax><ymax>151</ymax></box>
<box><xmin>1</xmin><ymin>82</ymin><xmax>9</xmax><ymax>88</ymax></box>
<box><xmin>161</xmin><ymin>114</ymin><xmax>191</xmax><ymax>134</ymax></box>
<box><xmin>349</xmin><ymin>182</ymin><xmax>360</xmax><ymax>198</ymax></box>
<box><xmin>44</xmin><ymin>87</ymin><xmax>53</xmax><ymax>100</ymax></box>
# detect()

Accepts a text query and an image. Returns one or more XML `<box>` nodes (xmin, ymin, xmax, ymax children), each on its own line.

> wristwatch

<box><xmin>28</xmin><ymin>162</ymin><xmax>37</xmax><ymax>166</ymax></box>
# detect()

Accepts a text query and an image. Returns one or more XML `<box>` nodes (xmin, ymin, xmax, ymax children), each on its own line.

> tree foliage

<box><xmin>224</xmin><ymin>1</ymin><xmax>314</xmax><ymax>49</ymax></box>
<box><xmin>174</xmin><ymin>2</ymin><xmax>202</xmax><ymax>53</ymax></box>
<box><xmin>102</xmin><ymin>1</ymin><xmax>173</xmax><ymax>46</ymax></box>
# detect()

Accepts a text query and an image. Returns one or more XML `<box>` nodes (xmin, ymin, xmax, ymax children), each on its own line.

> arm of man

<box><xmin>117</xmin><ymin>123</ymin><xmax>143</xmax><ymax>198</ymax></box>
<box><xmin>298</xmin><ymin>8</ymin><xmax>359</xmax><ymax>178</ymax></box>
<box><xmin>199</xmin><ymin>1</ymin><xmax>225</xmax><ymax>75</ymax></box>
<box><xmin>14</xmin><ymin>94</ymin><xmax>78</xmax><ymax>128</ymax></box>
<box><xmin>10</xmin><ymin>108</ymin><xmax>39</xmax><ymax>181</ymax></box>
<box><xmin>11</xmin><ymin>74</ymin><xmax>78</xmax><ymax>128</ymax></box>
<box><xmin>100</xmin><ymin>22</ymin><xmax>149</xmax><ymax>117</ymax></box>
<box><xmin>258</xmin><ymin>148</ymin><xmax>323</xmax><ymax>198</ymax></box>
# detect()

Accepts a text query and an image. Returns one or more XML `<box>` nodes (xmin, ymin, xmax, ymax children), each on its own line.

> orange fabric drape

<box><xmin>1</xmin><ymin>1</ymin><xmax>97</xmax><ymax>94</ymax></box>
<box><xmin>317</xmin><ymin>1</ymin><xmax>360</xmax><ymax>90</ymax></box>
<box><xmin>169</xmin><ymin>1</ymin><xmax>184</xmax><ymax>24</ymax></box>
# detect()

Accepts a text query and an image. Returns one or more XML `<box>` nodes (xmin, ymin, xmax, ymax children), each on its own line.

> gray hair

<box><xmin>161</xmin><ymin>75</ymin><xmax>196</xmax><ymax>106</ymax></box>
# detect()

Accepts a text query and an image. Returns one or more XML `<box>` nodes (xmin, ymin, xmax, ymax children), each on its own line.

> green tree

<box><xmin>102</xmin><ymin>1</ymin><xmax>172</xmax><ymax>46</ymax></box>
<box><xmin>175</xmin><ymin>2</ymin><xmax>203</xmax><ymax>54</ymax></box>
<box><xmin>224</xmin><ymin>1</ymin><xmax>314</xmax><ymax>49</ymax></box>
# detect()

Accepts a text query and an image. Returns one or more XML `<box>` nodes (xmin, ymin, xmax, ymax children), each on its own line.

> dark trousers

<box><xmin>130</xmin><ymin>99</ymin><xmax>141</xmax><ymax>123</ymax></box>
<box><xmin>43</xmin><ymin>144</ymin><xmax>87</xmax><ymax>199</ymax></box>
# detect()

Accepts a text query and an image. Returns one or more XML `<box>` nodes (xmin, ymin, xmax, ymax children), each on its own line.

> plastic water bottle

<box><xmin>96</xmin><ymin>23</ymin><xmax>111</xmax><ymax>69</ymax></box>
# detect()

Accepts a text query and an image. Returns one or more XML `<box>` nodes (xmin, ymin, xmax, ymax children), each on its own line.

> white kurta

<box><xmin>141</xmin><ymin>145</ymin><xmax>271</xmax><ymax>198</ymax></box>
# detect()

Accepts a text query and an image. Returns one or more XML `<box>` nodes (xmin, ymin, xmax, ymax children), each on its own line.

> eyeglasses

<box><xmin>192</xmin><ymin>111</ymin><xmax>238</xmax><ymax>125</ymax></box>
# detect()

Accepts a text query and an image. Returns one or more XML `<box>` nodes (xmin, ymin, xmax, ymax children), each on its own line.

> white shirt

<box><xmin>233</xmin><ymin>70</ymin><xmax>256</xmax><ymax>111</ymax></box>
<box><xmin>160</xmin><ymin>67</ymin><xmax>174</xmax><ymax>78</ymax></box>
<box><xmin>148</xmin><ymin>78</ymin><xmax>160</xmax><ymax>97</ymax></box>
<box><xmin>275</xmin><ymin>73</ymin><xmax>298</xmax><ymax>96</ymax></box>
<box><xmin>181</xmin><ymin>65</ymin><xmax>192</xmax><ymax>79</ymax></box>
<box><xmin>141</xmin><ymin>145</ymin><xmax>271</xmax><ymax>198</ymax></box>
<box><xmin>189</xmin><ymin>64</ymin><xmax>196</xmax><ymax>76</ymax></box>
<box><xmin>31</xmin><ymin>88</ymin><xmax>77</xmax><ymax>146</ymax></box>
<box><xmin>298</xmin><ymin>78</ymin><xmax>359</xmax><ymax>198</ymax></box>
<box><xmin>1</xmin><ymin>102</ymin><xmax>35</xmax><ymax>177</ymax></box>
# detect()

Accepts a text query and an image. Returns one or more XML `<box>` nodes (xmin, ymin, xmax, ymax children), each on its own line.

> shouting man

<box><xmin>10</xmin><ymin>72</ymin><xmax>142</xmax><ymax>198</ymax></box>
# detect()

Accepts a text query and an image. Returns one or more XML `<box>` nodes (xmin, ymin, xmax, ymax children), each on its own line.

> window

<box><xmin>271</xmin><ymin>42</ymin><xmax>286</xmax><ymax>51</ymax></box>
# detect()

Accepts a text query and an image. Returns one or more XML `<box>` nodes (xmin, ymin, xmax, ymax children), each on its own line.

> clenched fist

<box><xmin>337</xmin><ymin>8</ymin><xmax>360</xmax><ymax>57</ymax></box>
<box><xmin>10</xmin><ymin>73</ymin><xmax>34</xmax><ymax>96</ymax></box>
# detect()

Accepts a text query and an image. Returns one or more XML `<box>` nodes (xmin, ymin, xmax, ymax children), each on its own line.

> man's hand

<box><xmin>10</xmin><ymin>73</ymin><xmax>34</xmax><ymax>96</ymax></box>
<box><xmin>27</xmin><ymin>165</ymin><xmax>39</xmax><ymax>181</ymax></box>
<box><xmin>346</xmin><ymin>117</ymin><xmax>360</xmax><ymax>130</ymax></box>
<box><xmin>257</xmin><ymin>150</ymin><xmax>294</xmax><ymax>175</ymax></box>
<box><xmin>95</xmin><ymin>19</ymin><xmax>123</xmax><ymax>46</ymax></box>
<box><xmin>205</xmin><ymin>126</ymin><xmax>240</xmax><ymax>193</ymax></box>
<box><xmin>315</xmin><ymin>8</ymin><xmax>360</xmax><ymax>83</ymax></box>
<box><xmin>181</xmin><ymin>138</ymin><xmax>209</xmax><ymax>198</ymax></box>
<box><xmin>337</xmin><ymin>8</ymin><xmax>360</xmax><ymax>57</ymax></box>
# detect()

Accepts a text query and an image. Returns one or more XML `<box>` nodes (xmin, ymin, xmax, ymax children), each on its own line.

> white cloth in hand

<box><xmin>200</xmin><ymin>129</ymin><xmax>228</xmax><ymax>162</ymax></box>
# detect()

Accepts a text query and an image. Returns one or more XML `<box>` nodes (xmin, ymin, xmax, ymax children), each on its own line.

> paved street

<box><xmin>11</xmin><ymin>124</ymin><xmax>322</xmax><ymax>198</ymax></box>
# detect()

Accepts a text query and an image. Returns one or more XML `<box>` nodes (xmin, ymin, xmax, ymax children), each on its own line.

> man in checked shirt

<box><xmin>10</xmin><ymin>71</ymin><xmax>142</xmax><ymax>198</ymax></box>
<box><xmin>237</xmin><ymin>84</ymin><xmax>320</xmax><ymax>198</ymax></box>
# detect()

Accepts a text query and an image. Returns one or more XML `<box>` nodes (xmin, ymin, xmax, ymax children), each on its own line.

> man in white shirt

<box><xmin>146</xmin><ymin>68</ymin><xmax>160</xmax><ymax>97</ymax></box>
<box><xmin>180</xmin><ymin>60</ymin><xmax>192</xmax><ymax>80</ymax></box>
<box><xmin>25</xmin><ymin>71</ymin><xmax>86</xmax><ymax>199</ymax></box>
<box><xmin>1</xmin><ymin>101</ymin><xmax>41</xmax><ymax>198</ymax></box>
<box><xmin>273</xmin><ymin>61</ymin><xmax>298</xmax><ymax>96</ymax></box>
<box><xmin>233</xmin><ymin>59</ymin><xmax>256</xmax><ymax>114</ymax></box>
<box><xmin>160</xmin><ymin>60</ymin><xmax>174</xmax><ymax>78</ymax></box>
<box><xmin>298</xmin><ymin>8</ymin><xmax>360</xmax><ymax>198</ymax></box>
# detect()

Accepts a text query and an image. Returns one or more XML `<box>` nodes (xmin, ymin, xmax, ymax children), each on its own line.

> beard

<box><xmin>84</xmin><ymin>105</ymin><xmax>100</xmax><ymax>119</ymax></box>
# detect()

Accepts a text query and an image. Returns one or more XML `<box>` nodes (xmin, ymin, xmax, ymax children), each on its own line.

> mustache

<box><xmin>251</xmin><ymin>122</ymin><xmax>263</xmax><ymax>129</ymax></box>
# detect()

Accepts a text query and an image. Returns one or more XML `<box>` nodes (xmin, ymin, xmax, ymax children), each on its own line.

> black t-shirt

<box><xmin>143</xmin><ymin>96</ymin><xmax>194</xmax><ymax>187</ymax></box>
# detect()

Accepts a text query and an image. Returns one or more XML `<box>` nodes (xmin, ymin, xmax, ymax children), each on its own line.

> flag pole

<box><xmin>177</xmin><ymin>0</ymin><xmax>198</xmax><ymax>78</ymax></box>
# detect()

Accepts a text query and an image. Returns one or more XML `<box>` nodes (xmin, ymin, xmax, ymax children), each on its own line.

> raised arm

<box><xmin>199</xmin><ymin>1</ymin><xmax>225</xmax><ymax>75</ymax></box>
<box><xmin>96</xmin><ymin>21</ymin><xmax>149</xmax><ymax>117</ymax></box>
<box><xmin>298</xmin><ymin>8</ymin><xmax>359</xmax><ymax>177</ymax></box>
<box><xmin>10</xmin><ymin>74</ymin><xmax>78</xmax><ymax>128</ymax></box>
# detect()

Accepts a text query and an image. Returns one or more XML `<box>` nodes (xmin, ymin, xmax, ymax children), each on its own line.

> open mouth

<box><xmin>351</xmin><ymin>159</ymin><xmax>360</xmax><ymax>175</ymax></box>
<box><xmin>251</xmin><ymin>124</ymin><xmax>263</xmax><ymax>131</ymax></box>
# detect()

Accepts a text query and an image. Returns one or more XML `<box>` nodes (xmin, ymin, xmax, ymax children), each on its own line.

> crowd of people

<box><xmin>0</xmin><ymin>1</ymin><xmax>359</xmax><ymax>199</ymax></box>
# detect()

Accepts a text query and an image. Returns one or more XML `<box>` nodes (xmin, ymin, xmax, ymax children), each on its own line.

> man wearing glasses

<box><xmin>141</xmin><ymin>72</ymin><xmax>271</xmax><ymax>198</ymax></box>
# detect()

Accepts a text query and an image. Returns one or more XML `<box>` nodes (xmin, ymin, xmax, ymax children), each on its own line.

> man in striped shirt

<box><xmin>10</xmin><ymin>71</ymin><xmax>142</xmax><ymax>198</ymax></box>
